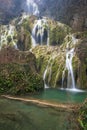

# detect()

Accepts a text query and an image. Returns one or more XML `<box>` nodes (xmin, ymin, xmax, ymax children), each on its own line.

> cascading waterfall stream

<box><xmin>61</xmin><ymin>36</ymin><xmax>85</xmax><ymax>92</ymax></box>
<box><xmin>25</xmin><ymin>0</ymin><xmax>49</xmax><ymax>47</ymax></box>
<box><xmin>43</xmin><ymin>66</ymin><xmax>49</xmax><ymax>89</ymax></box>
<box><xmin>62</xmin><ymin>36</ymin><xmax>77</xmax><ymax>90</ymax></box>
<box><xmin>18</xmin><ymin>13</ymin><xmax>29</xmax><ymax>25</ymax></box>
<box><xmin>0</xmin><ymin>25</ymin><xmax>18</xmax><ymax>50</ymax></box>
<box><xmin>43</xmin><ymin>55</ymin><xmax>57</xmax><ymax>89</ymax></box>
<box><xmin>66</xmin><ymin>48</ymin><xmax>75</xmax><ymax>89</ymax></box>
<box><xmin>31</xmin><ymin>18</ymin><xmax>49</xmax><ymax>47</ymax></box>
<box><xmin>0</xmin><ymin>26</ymin><xmax>7</xmax><ymax>50</ymax></box>
<box><xmin>43</xmin><ymin>58</ymin><xmax>51</xmax><ymax>89</ymax></box>
<box><xmin>8</xmin><ymin>25</ymin><xmax>18</xmax><ymax>49</ymax></box>
<box><xmin>47</xmin><ymin>29</ymin><xmax>50</xmax><ymax>46</ymax></box>
<box><xmin>26</xmin><ymin>0</ymin><xmax>39</xmax><ymax>16</ymax></box>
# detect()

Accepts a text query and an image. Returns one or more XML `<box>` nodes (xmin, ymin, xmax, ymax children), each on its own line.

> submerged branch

<box><xmin>1</xmin><ymin>95</ymin><xmax>79</xmax><ymax>111</ymax></box>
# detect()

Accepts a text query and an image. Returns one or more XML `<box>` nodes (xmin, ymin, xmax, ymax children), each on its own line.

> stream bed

<box><xmin>0</xmin><ymin>89</ymin><xmax>87</xmax><ymax>130</ymax></box>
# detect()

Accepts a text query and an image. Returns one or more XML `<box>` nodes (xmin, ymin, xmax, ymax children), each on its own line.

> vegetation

<box><xmin>0</xmin><ymin>15</ymin><xmax>87</xmax><ymax>93</ymax></box>
<box><xmin>0</xmin><ymin>1</ymin><xmax>87</xmax><ymax>130</ymax></box>
<box><xmin>75</xmin><ymin>39</ymin><xmax>87</xmax><ymax>89</ymax></box>
<box><xmin>78</xmin><ymin>99</ymin><xmax>87</xmax><ymax>130</ymax></box>
<box><xmin>0</xmin><ymin>63</ymin><xmax>43</xmax><ymax>95</ymax></box>
<box><xmin>49</xmin><ymin>21</ymin><xmax>71</xmax><ymax>45</ymax></box>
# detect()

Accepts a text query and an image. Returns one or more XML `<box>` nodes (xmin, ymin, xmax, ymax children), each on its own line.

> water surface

<box><xmin>27</xmin><ymin>88</ymin><xmax>87</xmax><ymax>104</ymax></box>
<box><xmin>0</xmin><ymin>97</ymin><xmax>78</xmax><ymax>130</ymax></box>
<box><xmin>0</xmin><ymin>88</ymin><xmax>87</xmax><ymax>130</ymax></box>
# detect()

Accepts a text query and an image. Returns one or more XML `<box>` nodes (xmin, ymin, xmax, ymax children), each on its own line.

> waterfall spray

<box><xmin>61</xmin><ymin>35</ymin><xmax>85</xmax><ymax>92</ymax></box>
<box><xmin>25</xmin><ymin>0</ymin><xmax>50</xmax><ymax>47</ymax></box>
<box><xmin>31</xmin><ymin>18</ymin><xmax>49</xmax><ymax>47</ymax></box>
<box><xmin>26</xmin><ymin>0</ymin><xmax>39</xmax><ymax>16</ymax></box>
<box><xmin>0</xmin><ymin>25</ymin><xmax>18</xmax><ymax>50</ymax></box>
<box><xmin>66</xmin><ymin>48</ymin><xmax>75</xmax><ymax>89</ymax></box>
<box><xmin>43</xmin><ymin>58</ymin><xmax>52</xmax><ymax>89</ymax></box>
<box><xmin>62</xmin><ymin>36</ymin><xmax>77</xmax><ymax>90</ymax></box>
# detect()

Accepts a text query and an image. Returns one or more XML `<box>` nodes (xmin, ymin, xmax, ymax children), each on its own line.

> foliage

<box><xmin>78</xmin><ymin>99</ymin><xmax>87</xmax><ymax>130</ymax></box>
<box><xmin>0</xmin><ymin>64</ymin><xmax>43</xmax><ymax>95</ymax></box>
<box><xmin>49</xmin><ymin>23</ymin><xmax>71</xmax><ymax>45</ymax></box>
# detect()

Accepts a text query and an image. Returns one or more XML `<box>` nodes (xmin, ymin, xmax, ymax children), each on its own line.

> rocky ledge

<box><xmin>0</xmin><ymin>47</ymin><xmax>44</xmax><ymax>95</ymax></box>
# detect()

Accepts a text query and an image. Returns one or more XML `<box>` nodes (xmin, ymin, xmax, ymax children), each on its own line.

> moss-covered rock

<box><xmin>15</xmin><ymin>16</ymin><xmax>33</xmax><ymax>51</ymax></box>
<box><xmin>32</xmin><ymin>32</ymin><xmax>87</xmax><ymax>90</ymax></box>
<box><xmin>0</xmin><ymin>64</ymin><xmax>43</xmax><ymax>94</ymax></box>
<box><xmin>0</xmin><ymin>15</ymin><xmax>35</xmax><ymax>51</ymax></box>
<box><xmin>0</xmin><ymin>47</ymin><xmax>44</xmax><ymax>95</ymax></box>
<box><xmin>75</xmin><ymin>39</ymin><xmax>87</xmax><ymax>89</ymax></box>
<box><xmin>48</xmin><ymin>19</ymin><xmax>72</xmax><ymax>45</ymax></box>
<box><xmin>1</xmin><ymin>15</ymin><xmax>87</xmax><ymax>90</ymax></box>
<box><xmin>32</xmin><ymin>45</ymin><xmax>65</xmax><ymax>88</ymax></box>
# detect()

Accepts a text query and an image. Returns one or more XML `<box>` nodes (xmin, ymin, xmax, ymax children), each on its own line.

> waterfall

<box><xmin>43</xmin><ymin>58</ymin><xmax>51</xmax><ymax>89</ymax></box>
<box><xmin>18</xmin><ymin>13</ymin><xmax>29</xmax><ymax>25</ymax></box>
<box><xmin>0</xmin><ymin>26</ymin><xmax>7</xmax><ymax>50</ymax></box>
<box><xmin>43</xmin><ymin>66</ymin><xmax>49</xmax><ymax>89</ymax></box>
<box><xmin>25</xmin><ymin>0</ymin><xmax>50</xmax><ymax>47</ymax></box>
<box><xmin>26</xmin><ymin>0</ymin><xmax>39</xmax><ymax>16</ymax></box>
<box><xmin>66</xmin><ymin>48</ymin><xmax>75</xmax><ymax>89</ymax></box>
<box><xmin>62</xmin><ymin>36</ymin><xmax>77</xmax><ymax>90</ymax></box>
<box><xmin>8</xmin><ymin>25</ymin><xmax>18</xmax><ymax>49</ymax></box>
<box><xmin>31</xmin><ymin>18</ymin><xmax>49</xmax><ymax>47</ymax></box>
<box><xmin>43</xmin><ymin>55</ymin><xmax>57</xmax><ymax>89</ymax></box>
<box><xmin>61</xmin><ymin>36</ymin><xmax>85</xmax><ymax>92</ymax></box>
<box><xmin>47</xmin><ymin>29</ymin><xmax>50</xmax><ymax>46</ymax></box>
<box><xmin>0</xmin><ymin>25</ymin><xmax>18</xmax><ymax>50</ymax></box>
<box><xmin>62</xmin><ymin>68</ymin><xmax>66</xmax><ymax>89</ymax></box>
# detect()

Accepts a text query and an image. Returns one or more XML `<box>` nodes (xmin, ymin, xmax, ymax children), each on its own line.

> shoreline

<box><xmin>1</xmin><ymin>95</ymin><xmax>80</xmax><ymax>111</ymax></box>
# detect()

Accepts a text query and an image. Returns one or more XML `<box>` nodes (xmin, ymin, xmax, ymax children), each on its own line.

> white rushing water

<box><xmin>43</xmin><ymin>58</ymin><xmax>51</xmax><ymax>89</ymax></box>
<box><xmin>43</xmin><ymin>55</ymin><xmax>57</xmax><ymax>89</ymax></box>
<box><xmin>0</xmin><ymin>25</ymin><xmax>18</xmax><ymax>50</ymax></box>
<box><xmin>61</xmin><ymin>36</ymin><xmax>85</xmax><ymax>92</ymax></box>
<box><xmin>26</xmin><ymin>0</ymin><xmax>39</xmax><ymax>16</ymax></box>
<box><xmin>62</xmin><ymin>36</ymin><xmax>77</xmax><ymax>90</ymax></box>
<box><xmin>25</xmin><ymin>0</ymin><xmax>49</xmax><ymax>47</ymax></box>
<box><xmin>31</xmin><ymin>18</ymin><xmax>49</xmax><ymax>47</ymax></box>
<box><xmin>66</xmin><ymin>48</ymin><xmax>75</xmax><ymax>89</ymax></box>
<box><xmin>43</xmin><ymin>67</ymin><xmax>49</xmax><ymax>89</ymax></box>
<box><xmin>18</xmin><ymin>13</ymin><xmax>29</xmax><ymax>25</ymax></box>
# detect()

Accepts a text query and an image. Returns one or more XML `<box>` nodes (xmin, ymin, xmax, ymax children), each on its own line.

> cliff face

<box><xmin>39</xmin><ymin>0</ymin><xmax>87</xmax><ymax>31</ymax></box>
<box><xmin>0</xmin><ymin>0</ymin><xmax>23</xmax><ymax>24</ymax></box>
<box><xmin>0</xmin><ymin>47</ymin><xmax>44</xmax><ymax>94</ymax></box>
<box><xmin>0</xmin><ymin>0</ymin><xmax>87</xmax><ymax>31</ymax></box>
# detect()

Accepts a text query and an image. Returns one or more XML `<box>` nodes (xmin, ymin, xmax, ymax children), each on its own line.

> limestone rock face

<box><xmin>39</xmin><ymin>0</ymin><xmax>87</xmax><ymax>31</ymax></box>
<box><xmin>75</xmin><ymin>40</ymin><xmax>87</xmax><ymax>89</ymax></box>
<box><xmin>0</xmin><ymin>47</ymin><xmax>44</xmax><ymax>94</ymax></box>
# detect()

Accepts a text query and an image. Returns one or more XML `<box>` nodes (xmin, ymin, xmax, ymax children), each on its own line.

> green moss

<box><xmin>50</xmin><ymin>54</ymin><xmax>65</xmax><ymax>87</ymax></box>
<box><xmin>7</xmin><ymin>36</ymin><xmax>12</xmax><ymax>43</ymax></box>
<box><xmin>17</xmin><ymin>25</ymin><xmax>32</xmax><ymax>50</ymax></box>
<box><xmin>73</xmin><ymin>31</ymin><xmax>87</xmax><ymax>39</ymax></box>
<box><xmin>49</xmin><ymin>22</ymin><xmax>71</xmax><ymax>45</ymax></box>
<box><xmin>32</xmin><ymin>46</ymin><xmax>65</xmax><ymax>88</ymax></box>
<box><xmin>75</xmin><ymin>40</ymin><xmax>87</xmax><ymax>89</ymax></box>
<box><xmin>78</xmin><ymin>99</ymin><xmax>87</xmax><ymax>130</ymax></box>
<box><xmin>22</xmin><ymin>18</ymin><xmax>31</xmax><ymax>32</ymax></box>
<box><xmin>0</xmin><ymin>64</ymin><xmax>43</xmax><ymax>95</ymax></box>
<box><xmin>79</xmin><ymin>63</ymin><xmax>87</xmax><ymax>89</ymax></box>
